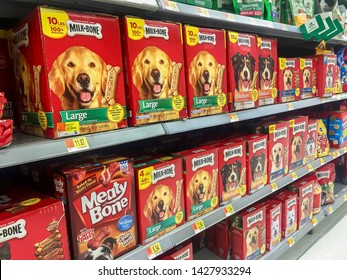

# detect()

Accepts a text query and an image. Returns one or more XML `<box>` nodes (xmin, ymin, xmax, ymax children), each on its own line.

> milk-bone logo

<box><xmin>73</xmin><ymin>178</ymin><xmax>130</xmax><ymax>227</ymax></box>
<box><xmin>192</xmin><ymin>154</ymin><xmax>214</xmax><ymax>171</ymax></box>
<box><xmin>224</xmin><ymin>145</ymin><xmax>243</xmax><ymax>161</ymax></box>
<box><xmin>274</xmin><ymin>127</ymin><xmax>288</xmax><ymax>141</ymax></box>
<box><xmin>67</xmin><ymin>20</ymin><xmax>103</xmax><ymax>39</ymax></box>
<box><xmin>253</xmin><ymin>139</ymin><xmax>266</xmax><ymax>153</ymax></box>
<box><xmin>260</xmin><ymin>41</ymin><xmax>271</xmax><ymax>50</ymax></box>
<box><xmin>144</xmin><ymin>24</ymin><xmax>169</xmax><ymax>40</ymax></box>
<box><xmin>198</xmin><ymin>32</ymin><xmax>216</xmax><ymax>45</ymax></box>
<box><xmin>152</xmin><ymin>164</ymin><xmax>175</xmax><ymax>184</ymax></box>
<box><xmin>0</xmin><ymin>219</ymin><xmax>27</xmax><ymax>243</ymax></box>
<box><xmin>293</xmin><ymin>122</ymin><xmax>306</xmax><ymax>135</ymax></box>
<box><xmin>247</xmin><ymin>211</ymin><xmax>263</xmax><ymax>227</ymax></box>
<box><xmin>12</xmin><ymin>23</ymin><xmax>29</xmax><ymax>48</ymax></box>
<box><xmin>238</xmin><ymin>36</ymin><xmax>251</xmax><ymax>47</ymax></box>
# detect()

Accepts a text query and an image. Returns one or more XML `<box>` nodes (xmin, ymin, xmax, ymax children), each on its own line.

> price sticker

<box><xmin>65</xmin><ymin>137</ymin><xmax>89</xmax><ymax>153</ymax></box>
<box><xmin>287</xmin><ymin>237</ymin><xmax>295</xmax><ymax>247</ymax></box>
<box><xmin>197</xmin><ymin>7</ymin><xmax>210</xmax><ymax>17</ymax></box>
<box><xmin>307</xmin><ymin>164</ymin><xmax>314</xmax><ymax>172</ymax></box>
<box><xmin>287</xmin><ymin>103</ymin><xmax>294</xmax><ymax>110</ymax></box>
<box><xmin>311</xmin><ymin>218</ymin><xmax>318</xmax><ymax>227</ymax></box>
<box><xmin>290</xmin><ymin>172</ymin><xmax>298</xmax><ymax>180</ymax></box>
<box><xmin>343</xmin><ymin>147</ymin><xmax>347</xmax><ymax>153</ymax></box>
<box><xmin>163</xmin><ymin>0</ymin><xmax>179</xmax><ymax>12</ymax></box>
<box><xmin>270</xmin><ymin>183</ymin><xmax>278</xmax><ymax>192</ymax></box>
<box><xmin>319</xmin><ymin>158</ymin><xmax>325</xmax><ymax>165</ymax></box>
<box><xmin>327</xmin><ymin>206</ymin><xmax>334</xmax><ymax>215</ymax></box>
<box><xmin>193</xmin><ymin>220</ymin><xmax>205</xmax><ymax>234</ymax></box>
<box><xmin>344</xmin><ymin>194</ymin><xmax>347</xmax><ymax>202</ymax></box>
<box><xmin>229</xmin><ymin>113</ymin><xmax>239</xmax><ymax>122</ymax></box>
<box><xmin>224</xmin><ymin>204</ymin><xmax>235</xmax><ymax>217</ymax></box>
<box><xmin>146</xmin><ymin>242</ymin><xmax>162</xmax><ymax>260</ymax></box>
<box><xmin>225</xmin><ymin>13</ymin><xmax>235</xmax><ymax>22</ymax></box>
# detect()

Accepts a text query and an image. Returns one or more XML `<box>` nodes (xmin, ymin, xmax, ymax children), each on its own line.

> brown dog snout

<box><xmin>77</xmin><ymin>73</ymin><xmax>90</xmax><ymax>87</ymax></box>
<box><xmin>203</xmin><ymin>70</ymin><xmax>209</xmax><ymax>81</ymax></box>
<box><xmin>151</xmin><ymin>69</ymin><xmax>160</xmax><ymax>81</ymax></box>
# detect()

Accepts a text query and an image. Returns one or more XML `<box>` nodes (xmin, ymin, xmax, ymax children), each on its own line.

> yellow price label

<box><xmin>197</xmin><ymin>7</ymin><xmax>210</xmax><ymax>17</ymax></box>
<box><xmin>328</xmin><ymin>206</ymin><xmax>334</xmax><ymax>215</ymax></box>
<box><xmin>344</xmin><ymin>147</ymin><xmax>347</xmax><ymax>153</ymax></box>
<box><xmin>270</xmin><ymin>183</ymin><xmax>278</xmax><ymax>192</ymax></box>
<box><xmin>307</xmin><ymin>164</ymin><xmax>314</xmax><ymax>172</ymax></box>
<box><xmin>65</xmin><ymin>137</ymin><xmax>89</xmax><ymax>153</ymax></box>
<box><xmin>225</xmin><ymin>13</ymin><xmax>235</xmax><ymax>22</ymax></box>
<box><xmin>287</xmin><ymin>103</ymin><xmax>294</xmax><ymax>110</ymax></box>
<box><xmin>146</xmin><ymin>242</ymin><xmax>162</xmax><ymax>259</ymax></box>
<box><xmin>164</xmin><ymin>1</ymin><xmax>179</xmax><ymax>11</ymax></box>
<box><xmin>229</xmin><ymin>113</ymin><xmax>239</xmax><ymax>122</ymax></box>
<box><xmin>319</xmin><ymin>158</ymin><xmax>325</xmax><ymax>165</ymax></box>
<box><xmin>290</xmin><ymin>172</ymin><xmax>298</xmax><ymax>180</ymax></box>
<box><xmin>288</xmin><ymin>237</ymin><xmax>295</xmax><ymax>247</ymax></box>
<box><xmin>224</xmin><ymin>204</ymin><xmax>235</xmax><ymax>217</ymax></box>
<box><xmin>311</xmin><ymin>218</ymin><xmax>317</xmax><ymax>227</ymax></box>
<box><xmin>193</xmin><ymin>220</ymin><xmax>205</xmax><ymax>234</ymax></box>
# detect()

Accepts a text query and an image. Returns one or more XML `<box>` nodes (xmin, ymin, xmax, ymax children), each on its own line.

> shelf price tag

<box><xmin>146</xmin><ymin>242</ymin><xmax>162</xmax><ymax>260</ymax></box>
<box><xmin>327</xmin><ymin>206</ymin><xmax>334</xmax><ymax>215</ymax></box>
<box><xmin>229</xmin><ymin>113</ymin><xmax>239</xmax><ymax>123</ymax></box>
<box><xmin>287</xmin><ymin>237</ymin><xmax>295</xmax><ymax>247</ymax></box>
<box><xmin>290</xmin><ymin>172</ymin><xmax>298</xmax><ymax>180</ymax></box>
<box><xmin>307</xmin><ymin>164</ymin><xmax>314</xmax><ymax>172</ymax></box>
<box><xmin>163</xmin><ymin>0</ymin><xmax>179</xmax><ymax>12</ymax></box>
<box><xmin>224</xmin><ymin>204</ymin><xmax>235</xmax><ymax>217</ymax></box>
<box><xmin>282</xmin><ymin>24</ymin><xmax>289</xmax><ymax>31</ymax></box>
<box><xmin>270</xmin><ymin>183</ymin><xmax>278</xmax><ymax>192</ymax></box>
<box><xmin>319</xmin><ymin>158</ymin><xmax>325</xmax><ymax>165</ymax></box>
<box><xmin>65</xmin><ymin>137</ymin><xmax>89</xmax><ymax>153</ymax></box>
<box><xmin>225</xmin><ymin>13</ymin><xmax>235</xmax><ymax>22</ymax></box>
<box><xmin>344</xmin><ymin>194</ymin><xmax>347</xmax><ymax>202</ymax></box>
<box><xmin>343</xmin><ymin>147</ymin><xmax>347</xmax><ymax>153</ymax></box>
<box><xmin>192</xmin><ymin>220</ymin><xmax>205</xmax><ymax>234</ymax></box>
<box><xmin>197</xmin><ymin>7</ymin><xmax>210</xmax><ymax>17</ymax></box>
<box><xmin>311</xmin><ymin>217</ymin><xmax>318</xmax><ymax>227</ymax></box>
<box><xmin>287</xmin><ymin>103</ymin><xmax>295</xmax><ymax>110</ymax></box>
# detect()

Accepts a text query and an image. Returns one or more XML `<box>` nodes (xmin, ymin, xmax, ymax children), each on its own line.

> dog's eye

<box><xmin>159</xmin><ymin>59</ymin><xmax>164</xmax><ymax>65</ymax></box>
<box><xmin>203</xmin><ymin>176</ymin><xmax>207</xmax><ymax>180</ymax></box>
<box><xmin>153</xmin><ymin>195</ymin><xmax>157</xmax><ymax>200</ymax></box>
<box><xmin>89</xmin><ymin>62</ymin><xmax>96</xmax><ymax>68</ymax></box>
<box><xmin>209</xmin><ymin>62</ymin><xmax>213</xmax><ymax>67</ymax></box>
<box><xmin>163</xmin><ymin>192</ymin><xmax>167</xmax><ymax>196</ymax></box>
<box><xmin>144</xmin><ymin>59</ymin><xmax>150</xmax><ymax>64</ymax></box>
<box><xmin>67</xmin><ymin>62</ymin><xmax>75</xmax><ymax>68</ymax></box>
<box><xmin>195</xmin><ymin>179</ymin><xmax>198</xmax><ymax>183</ymax></box>
<box><xmin>22</xmin><ymin>65</ymin><xmax>25</xmax><ymax>72</ymax></box>
<box><xmin>198</xmin><ymin>62</ymin><xmax>202</xmax><ymax>67</ymax></box>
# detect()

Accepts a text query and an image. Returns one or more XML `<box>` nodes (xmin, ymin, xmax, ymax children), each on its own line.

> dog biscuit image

<box><xmin>102</xmin><ymin>66</ymin><xmax>121</xmax><ymax>105</ymax></box>
<box><xmin>169</xmin><ymin>62</ymin><xmax>182</xmax><ymax>96</ymax></box>
<box><xmin>33</xmin><ymin>65</ymin><xmax>43</xmax><ymax>111</ymax></box>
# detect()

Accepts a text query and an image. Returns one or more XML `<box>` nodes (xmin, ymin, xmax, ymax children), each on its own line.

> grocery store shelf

<box><xmin>0</xmin><ymin>124</ymin><xmax>165</xmax><ymax>168</ymax></box>
<box><xmin>117</xmin><ymin>147</ymin><xmax>347</xmax><ymax>260</ymax></box>
<box><xmin>162</xmin><ymin>93</ymin><xmax>347</xmax><ymax>135</ymax></box>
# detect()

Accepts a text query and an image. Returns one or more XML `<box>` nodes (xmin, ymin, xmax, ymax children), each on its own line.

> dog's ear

<box><xmin>132</xmin><ymin>53</ymin><xmax>143</xmax><ymax>90</ymax></box>
<box><xmin>232</xmin><ymin>52</ymin><xmax>240</xmax><ymax>66</ymax></box>
<box><xmin>248</xmin><ymin>54</ymin><xmax>255</xmax><ymax>72</ymax></box>
<box><xmin>187</xmin><ymin>176</ymin><xmax>195</xmax><ymax>202</ymax></box>
<box><xmin>143</xmin><ymin>193</ymin><xmax>153</xmax><ymax>222</ymax></box>
<box><xmin>269</xmin><ymin>55</ymin><xmax>275</xmax><ymax>69</ymax></box>
<box><xmin>48</xmin><ymin>53</ymin><xmax>65</xmax><ymax>99</ymax></box>
<box><xmin>236</xmin><ymin>161</ymin><xmax>242</xmax><ymax>171</ymax></box>
<box><xmin>291</xmin><ymin>137</ymin><xmax>295</xmax><ymax>144</ymax></box>
<box><xmin>189</xmin><ymin>54</ymin><xmax>198</xmax><ymax>88</ymax></box>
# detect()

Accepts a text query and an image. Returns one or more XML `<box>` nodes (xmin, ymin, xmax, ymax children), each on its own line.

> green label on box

<box><xmin>22</xmin><ymin>112</ymin><xmax>54</xmax><ymax>128</ymax></box>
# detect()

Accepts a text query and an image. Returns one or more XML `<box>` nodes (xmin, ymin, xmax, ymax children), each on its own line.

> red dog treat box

<box><xmin>122</xmin><ymin>16</ymin><xmax>187</xmax><ymax>126</ymax></box>
<box><xmin>287</xmin><ymin>115</ymin><xmax>308</xmax><ymax>173</ymax></box>
<box><xmin>314</xmin><ymin>54</ymin><xmax>337</xmax><ymax>98</ymax></box>
<box><xmin>273</xmin><ymin>190</ymin><xmax>298</xmax><ymax>238</ymax></box>
<box><xmin>134</xmin><ymin>156</ymin><xmax>185</xmax><ymax>245</ymax></box>
<box><xmin>314</xmin><ymin>163</ymin><xmax>336</xmax><ymax>206</ymax></box>
<box><xmin>157</xmin><ymin>241</ymin><xmax>193</xmax><ymax>260</ymax></box>
<box><xmin>288</xmin><ymin>178</ymin><xmax>314</xmax><ymax>230</ymax></box>
<box><xmin>231</xmin><ymin>205</ymin><xmax>266</xmax><ymax>260</ymax></box>
<box><xmin>0</xmin><ymin>186</ymin><xmax>70</xmax><ymax>260</ymax></box>
<box><xmin>8</xmin><ymin>7</ymin><xmax>127</xmax><ymax>139</ymax></box>
<box><xmin>257</xmin><ymin>199</ymin><xmax>282</xmax><ymax>251</ymax></box>
<box><xmin>306</xmin><ymin>119</ymin><xmax>318</xmax><ymax>163</ymax></box>
<box><xmin>214</xmin><ymin>139</ymin><xmax>247</xmax><ymax>205</ymax></box>
<box><xmin>256</xmin><ymin>120</ymin><xmax>290</xmax><ymax>183</ymax></box>
<box><xmin>278</xmin><ymin>58</ymin><xmax>301</xmax><ymax>103</ymax></box>
<box><xmin>54</xmin><ymin>156</ymin><xmax>137</xmax><ymax>259</ymax></box>
<box><xmin>257</xmin><ymin>37</ymin><xmax>278</xmax><ymax>106</ymax></box>
<box><xmin>300</xmin><ymin>57</ymin><xmax>317</xmax><ymax>99</ymax></box>
<box><xmin>183</xmin><ymin>25</ymin><xmax>228</xmax><ymax>118</ymax></box>
<box><xmin>234</xmin><ymin>134</ymin><xmax>268</xmax><ymax>193</ymax></box>
<box><xmin>214</xmin><ymin>218</ymin><xmax>232</xmax><ymax>260</ymax></box>
<box><xmin>174</xmin><ymin>146</ymin><xmax>219</xmax><ymax>221</ymax></box>
<box><xmin>227</xmin><ymin>31</ymin><xmax>259</xmax><ymax>111</ymax></box>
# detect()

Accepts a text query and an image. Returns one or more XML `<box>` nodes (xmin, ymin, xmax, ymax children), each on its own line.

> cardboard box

<box><xmin>122</xmin><ymin>16</ymin><xmax>187</xmax><ymax>126</ymax></box>
<box><xmin>314</xmin><ymin>54</ymin><xmax>337</xmax><ymax>98</ymax></box>
<box><xmin>328</xmin><ymin>111</ymin><xmax>347</xmax><ymax>148</ymax></box>
<box><xmin>157</xmin><ymin>242</ymin><xmax>193</xmax><ymax>260</ymax></box>
<box><xmin>278</xmin><ymin>57</ymin><xmax>301</xmax><ymax>103</ymax></box>
<box><xmin>174</xmin><ymin>146</ymin><xmax>219</xmax><ymax>221</ymax></box>
<box><xmin>9</xmin><ymin>7</ymin><xmax>128</xmax><ymax>139</ymax></box>
<box><xmin>231</xmin><ymin>205</ymin><xmax>266</xmax><ymax>260</ymax></box>
<box><xmin>0</xmin><ymin>187</ymin><xmax>70</xmax><ymax>260</ymax></box>
<box><xmin>214</xmin><ymin>218</ymin><xmax>232</xmax><ymax>260</ymax></box>
<box><xmin>54</xmin><ymin>156</ymin><xmax>137</xmax><ymax>259</ymax></box>
<box><xmin>257</xmin><ymin>37</ymin><xmax>278</xmax><ymax>106</ymax></box>
<box><xmin>227</xmin><ymin>31</ymin><xmax>259</xmax><ymax>111</ymax></box>
<box><xmin>183</xmin><ymin>25</ymin><xmax>228</xmax><ymax>118</ymax></box>
<box><xmin>300</xmin><ymin>57</ymin><xmax>317</xmax><ymax>99</ymax></box>
<box><xmin>306</xmin><ymin>119</ymin><xmax>318</xmax><ymax>163</ymax></box>
<box><xmin>134</xmin><ymin>156</ymin><xmax>185</xmax><ymax>245</ymax></box>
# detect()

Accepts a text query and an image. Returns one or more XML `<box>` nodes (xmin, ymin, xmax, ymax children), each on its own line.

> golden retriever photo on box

<box><xmin>132</xmin><ymin>46</ymin><xmax>173</xmax><ymax>100</ymax></box>
<box><xmin>144</xmin><ymin>184</ymin><xmax>174</xmax><ymax>226</ymax></box>
<box><xmin>270</xmin><ymin>142</ymin><xmax>284</xmax><ymax>174</ymax></box>
<box><xmin>301</xmin><ymin>196</ymin><xmax>311</xmax><ymax>220</ymax></box>
<box><xmin>48</xmin><ymin>46</ymin><xmax>110</xmax><ymax>110</ymax></box>
<box><xmin>283</xmin><ymin>69</ymin><xmax>293</xmax><ymax>90</ymax></box>
<box><xmin>303</xmin><ymin>68</ymin><xmax>311</xmax><ymax>88</ymax></box>
<box><xmin>291</xmin><ymin>135</ymin><xmax>303</xmax><ymax>163</ymax></box>
<box><xmin>245</xmin><ymin>226</ymin><xmax>259</xmax><ymax>258</ymax></box>
<box><xmin>188</xmin><ymin>169</ymin><xmax>212</xmax><ymax>205</ymax></box>
<box><xmin>189</xmin><ymin>51</ymin><xmax>221</xmax><ymax>97</ymax></box>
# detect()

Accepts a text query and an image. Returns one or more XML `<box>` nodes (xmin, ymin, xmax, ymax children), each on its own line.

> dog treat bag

<box><xmin>288</xmin><ymin>0</ymin><xmax>307</xmax><ymax>26</ymax></box>
<box><xmin>303</xmin><ymin>0</ymin><xmax>314</xmax><ymax>19</ymax></box>
<box><xmin>317</xmin><ymin>118</ymin><xmax>330</xmax><ymax>157</ymax></box>
<box><xmin>315</xmin><ymin>163</ymin><xmax>336</xmax><ymax>205</ymax></box>
<box><xmin>233</xmin><ymin>0</ymin><xmax>264</xmax><ymax>19</ymax></box>
<box><xmin>264</xmin><ymin>0</ymin><xmax>281</xmax><ymax>22</ymax></box>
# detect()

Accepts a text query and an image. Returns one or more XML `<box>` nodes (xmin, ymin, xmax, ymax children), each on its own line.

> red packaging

<box><xmin>234</xmin><ymin>134</ymin><xmax>268</xmax><ymax>193</ymax></box>
<box><xmin>158</xmin><ymin>242</ymin><xmax>193</xmax><ymax>260</ymax></box>
<box><xmin>0</xmin><ymin>119</ymin><xmax>13</xmax><ymax>148</ymax></box>
<box><xmin>288</xmin><ymin>178</ymin><xmax>314</xmax><ymax>230</ymax></box>
<box><xmin>183</xmin><ymin>25</ymin><xmax>228</xmax><ymax>118</ymax></box>
<box><xmin>174</xmin><ymin>146</ymin><xmax>219</xmax><ymax>221</ymax></box>
<box><xmin>306</xmin><ymin>119</ymin><xmax>318</xmax><ymax>163</ymax></box>
<box><xmin>258</xmin><ymin>199</ymin><xmax>282</xmax><ymax>251</ymax></box>
<box><xmin>306</xmin><ymin>175</ymin><xmax>322</xmax><ymax>214</ymax></box>
<box><xmin>9</xmin><ymin>7</ymin><xmax>127</xmax><ymax>139</ymax></box>
<box><xmin>278</xmin><ymin>58</ymin><xmax>301</xmax><ymax>103</ymax></box>
<box><xmin>314</xmin><ymin>163</ymin><xmax>336</xmax><ymax>205</ymax></box>
<box><xmin>287</xmin><ymin>116</ymin><xmax>308</xmax><ymax>173</ymax></box>
<box><xmin>256</xmin><ymin>120</ymin><xmax>290</xmax><ymax>183</ymax></box>
<box><xmin>134</xmin><ymin>156</ymin><xmax>185</xmax><ymax>245</ymax></box>
<box><xmin>227</xmin><ymin>31</ymin><xmax>258</xmax><ymax>111</ymax></box>
<box><xmin>214</xmin><ymin>139</ymin><xmax>247</xmax><ymax>204</ymax></box>
<box><xmin>317</xmin><ymin>119</ymin><xmax>330</xmax><ymax>157</ymax></box>
<box><xmin>231</xmin><ymin>205</ymin><xmax>266</xmax><ymax>260</ymax></box>
<box><xmin>122</xmin><ymin>16</ymin><xmax>187</xmax><ymax>126</ymax></box>
<box><xmin>0</xmin><ymin>92</ymin><xmax>6</xmax><ymax>119</ymax></box>
<box><xmin>300</xmin><ymin>57</ymin><xmax>317</xmax><ymax>99</ymax></box>
<box><xmin>273</xmin><ymin>190</ymin><xmax>298</xmax><ymax>238</ymax></box>
<box><xmin>0</xmin><ymin>187</ymin><xmax>70</xmax><ymax>260</ymax></box>
<box><xmin>214</xmin><ymin>218</ymin><xmax>232</xmax><ymax>260</ymax></box>
<box><xmin>257</xmin><ymin>37</ymin><xmax>278</xmax><ymax>106</ymax></box>
<box><xmin>314</xmin><ymin>54</ymin><xmax>337</xmax><ymax>98</ymax></box>
<box><xmin>54</xmin><ymin>156</ymin><xmax>137</xmax><ymax>259</ymax></box>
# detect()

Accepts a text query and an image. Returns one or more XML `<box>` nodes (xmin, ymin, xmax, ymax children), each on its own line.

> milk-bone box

<box><xmin>0</xmin><ymin>187</ymin><xmax>70</xmax><ymax>260</ymax></box>
<box><xmin>8</xmin><ymin>7</ymin><xmax>127</xmax><ymax>139</ymax></box>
